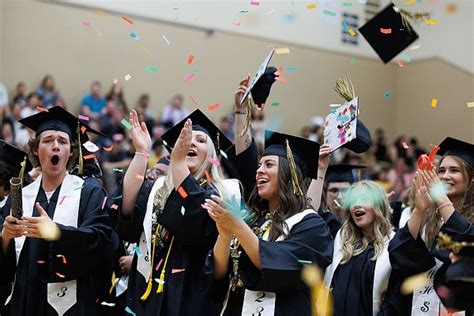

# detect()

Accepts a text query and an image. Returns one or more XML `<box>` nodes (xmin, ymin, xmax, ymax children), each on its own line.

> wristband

<box><xmin>436</xmin><ymin>202</ymin><xmax>453</xmax><ymax>212</ymax></box>
<box><xmin>135</xmin><ymin>151</ymin><xmax>149</xmax><ymax>158</ymax></box>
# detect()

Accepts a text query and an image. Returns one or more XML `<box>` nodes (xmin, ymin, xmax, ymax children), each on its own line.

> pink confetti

<box><xmin>57</xmin><ymin>254</ymin><xmax>67</xmax><ymax>264</ymax></box>
<box><xmin>110</xmin><ymin>204</ymin><xmax>118</xmax><ymax>210</ymax></box>
<box><xmin>55</xmin><ymin>272</ymin><xmax>65</xmax><ymax>278</ymax></box>
<box><xmin>275</xmin><ymin>76</ymin><xmax>288</xmax><ymax>83</ymax></box>
<box><xmin>82</xmin><ymin>20</ymin><xmax>91</xmax><ymax>27</ymax></box>
<box><xmin>78</xmin><ymin>114</ymin><xmax>90</xmax><ymax>121</ymax></box>
<box><xmin>402</xmin><ymin>142</ymin><xmax>410</xmax><ymax>149</ymax></box>
<box><xmin>207</xmin><ymin>157</ymin><xmax>220</xmax><ymax>166</ymax></box>
<box><xmin>101</xmin><ymin>196</ymin><xmax>108</xmax><ymax>210</ymax></box>
<box><xmin>184</xmin><ymin>73</ymin><xmax>195</xmax><ymax>83</ymax></box>
<box><xmin>397</xmin><ymin>60</ymin><xmax>405</xmax><ymax>68</ymax></box>
<box><xmin>37</xmin><ymin>260</ymin><xmax>46</xmax><ymax>264</ymax></box>
<box><xmin>171</xmin><ymin>268</ymin><xmax>186</xmax><ymax>273</ymax></box>
<box><xmin>155</xmin><ymin>258</ymin><xmax>164</xmax><ymax>271</ymax></box>
<box><xmin>250</xmin><ymin>0</ymin><xmax>260</xmax><ymax>6</ymax></box>
<box><xmin>188</xmin><ymin>95</ymin><xmax>198</xmax><ymax>106</ymax></box>
<box><xmin>59</xmin><ymin>196</ymin><xmax>67</xmax><ymax>205</ymax></box>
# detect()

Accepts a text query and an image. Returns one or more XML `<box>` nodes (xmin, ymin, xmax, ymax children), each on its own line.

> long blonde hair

<box><xmin>420</xmin><ymin>155</ymin><xmax>474</xmax><ymax>248</ymax></box>
<box><xmin>340</xmin><ymin>180</ymin><xmax>393</xmax><ymax>264</ymax></box>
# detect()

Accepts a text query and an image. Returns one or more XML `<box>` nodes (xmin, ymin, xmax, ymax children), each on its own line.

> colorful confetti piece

<box><xmin>103</xmin><ymin>145</ymin><xmax>113</xmax><ymax>152</ymax></box>
<box><xmin>275</xmin><ymin>48</ymin><xmax>290</xmax><ymax>54</ymax></box>
<box><xmin>207</xmin><ymin>157</ymin><xmax>220</xmax><ymax>166</ymax></box>
<box><xmin>144</xmin><ymin>65</ymin><xmax>159</xmax><ymax>73</ymax></box>
<box><xmin>397</xmin><ymin>60</ymin><xmax>405</xmax><ymax>68</ymax></box>
<box><xmin>384</xmin><ymin>90</ymin><xmax>392</xmax><ymax>99</ymax></box>
<box><xmin>82</xmin><ymin>20</ymin><xmax>91</xmax><ymax>27</ymax></box>
<box><xmin>402</xmin><ymin>142</ymin><xmax>410</xmax><ymax>149</ymax></box>
<box><xmin>348</xmin><ymin>28</ymin><xmax>356</xmax><ymax>37</ymax></box>
<box><xmin>184</xmin><ymin>73</ymin><xmax>196</xmax><ymax>83</ymax></box>
<box><xmin>125</xmin><ymin>306</ymin><xmax>136</xmax><ymax>316</ymax></box>
<box><xmin>122</xmin><ymin>16</ymin><xmax>134</xmax><ymax>24</ymax></box>
<box><xmin>271</xmin><ymin>102</ymin><xmax>280</xmax><ymax>106</ymax></box>
<box><xmin>57</xmin><ymin>254</ymin><xmax>67</xmax><ymax>264</ymax></box>
<box><xmin>275</xmin><ymin>76</ymin><xmax>288</xmax><ymax>83</ymax></box>
<box><xmin>171</xmin><ymin>268</ymin><xmax>186</xmax><ymax>273</ymax></box>
<box><xmin>110</xmin><ymin>204</ymin><xmax>118</xmax><ymax>210</ymax></box>
<box><xmin>37</xmin><ymin>260</ymin><xmax>46</xmax><ymax>264</ymax></box>
<box><xmin>177</xmin><ymin>186</ymin><xmax>188</xmax><ymax>199</ymax></box>
<box><xmin>219</xmin><ymin>150</ymin><xmax>228</xmax><ymax>159</ymax></box>
<box><xmin>83</xmin><ymin>154</ymin><xmax>96</xmax><ymax>160</ymax></box>
<box><xmin>208</xmin><ymin>103</ymin><xmax>220</xmax><ymax>111</ymax></box>
<box><xmin>467</xmin><ymin>102</ymin><xmax>474</xmax><ymax>108</ymax></box>
<box><xmin>83</xmin><ymin>141</ymin><xmax>100</xmax><ymax>153</ymax></box>
<box><xmin>298</xmin><ymin>260</ymin><xmax>312</xmax><ymax>264</ymax></box>
<box><xmin>155</xmin><ymin>258</ymin><xmax>164</xmax><ymax>271</ymax></box>
<box><xmin>124</xmin><ymin>74</ymin><xmax>132</xmax><ymax>81</ymax></box>
<box><xmin>380</xmin><ymin>28</ymin><xmax>392</xmax><ymax>34</ymax></box>
<box><xmin>411</xmin><ymin>44</ymin><xmax>421</xmax><ymax>50</ymax></box>
<box><xmin>78</xmin><ymin>114</ymin><xmax>90</xmax><ymax>121</ymax></box>
<box><xmin>307</xmin><ymin>4</ymin><xmax>317</xmax><ymax>9</ymax></box>
<box><xmin>129</xmin><ymin>32</ymin><xmax>139</xmax><ymax>40</ymax></box>
<box><xmin>250</xmin><ymin>0</ymin><xmax>260</xmax><ymax>6</ymax></box>
<box><xmin>431</xmin><ymin>98</ymin><xmax>438</xmax><ymax>108</ymax></box>
<box><xmin>187</xmin><ymin>54</ymin><xmax>194</xmax><ymax>64</ymax></box>
<box><xmin>400</xmin><ymin>53</ymin><xmax>411</xmax><ymax>63</ymax></box>
<box><xmin>162</xmin><ymin>34</ymin><xmax>171</xmax><ymax>47</ymax></box>
<box><xmin>101</xmin><ymin>302</ymin><xmax>116</xmax><ymax>307</ymax></box>
<box><xmin>36</xmin><ymin>106</ymin><xmax>49</xmax><ymax>113</ymax></box>
<box><xmin>342</xmin><ymin>2</ymin><xmax>352</xmax><ymax>7</ymax></box>
<box><xmin>121</xmin><ymin>118</ymin><xmax>133</xmax><ymax>130</ymax></box>
<box><xmin>401</xmin><ymin>272</ymin><xmax>430</xmax><ymax>294</ymax></box>
<box><xmin>135</xmin><ymin>247</ymin><xmax>143</xmax><ymax>256</ymax></box>
<box><xmin>101</xmin><ymin>196</ymin><xmax>107</xmax><ymax>210</ymax></box>
<box><xmin>112</xmin><ymin>168</ymin><xmax>123</xmax><ymax>173</ymax></box>
<box><xmin>188</xmin><ymin>95</ymin><xmax>198</xmax><ymax>106</ymax></box>
<box><xmin>404</xmin><ymin>0</ymin><xmax>417</xmax><ymax>5</ymax></box>
<box><xmin>55</xmin><ymin>272</ymin><xmax>65</xmax><ymax>278</ymax></box>
<box><xmin>350</xmin><ymin>57</ymin><xmax>357</xmax><ymax>64</ymax></box>
<box><xmin>285</xmin><ymin>67</ymin><xmax>297</xmax><ymax>71</ymax></box>
<box><xmin>323</xmin><ymin>10</ymin><xmax>336</xmax><ymax>16</ymax></box>
<box><xmin>424</xmin><ymin>19</ymin><xmax>439</xmax><ymax>25</ymax></box>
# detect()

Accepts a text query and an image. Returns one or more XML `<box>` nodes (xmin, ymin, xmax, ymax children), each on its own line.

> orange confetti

<box><xmin>188</xmin><ymin>95</ymin><xmax>198</xmax><ymax>106</ymax></box>
<box><xmin>397</xmin><ymin>60</ymin><xmax>405</xmax><ymax>68</ymax></box>
<box><xmin>380</xmin><ymin>28</ymin><xmax>392</xmax><ymax>34</ymax></box>
<box><xmin>208</xmin><ymin>103</ymin><xmax>220</xmax><ymax>111</ymax></box>
<box><xmin>275</xmin><ymin>76</ymin><xmax>288</xmax><ymax>83</ymax></box>
<box><xmin>80</xmin><ymin>126</ymin><xmax>87</xmax><ymax>134</ymax></box>
<box><xmin>204</xmin><ymin>170</ymin><xmax>212</xmax><ymax>183</ymax></box>
<box><xmin>57</xmin><ymin>254</ymin><xmax>67</xmax><ymax>264</ymax></box>
<box><xmin>187</xmin><ymin>54</ymin><xmax>194</xmax><ymax>64</ymax></box>
<box><xmin>83</xmin><ymin>154</ymin><xmax>96</xmax><ymax>160</ymax></box>
<box><xmin>177</xmin><ymin>186</ymin><xmax>188</xmax><ymax>199</ymax></box>
<box><xmin>55</xmin><ymin>272</ymin><xmax>65</xmax><ymax>278</ymax></box>
<box><xmin>36</xmin><ymin>106</ymin><xmax>49</xmax><ymax>113</ymax></box>
<box><xmin>103</xmin><ymin>145</ymin><xmax>113</xmax><ymax>152</ymax></box>
<box><xmin>122</xmin><ymin>16</ymin><xmax>134</xmax><ymax>24</ymax></box>
<box><xmin>171</xmin><ymin>268</ymin><xmax>186</xmax><ymax>273</ymax></box>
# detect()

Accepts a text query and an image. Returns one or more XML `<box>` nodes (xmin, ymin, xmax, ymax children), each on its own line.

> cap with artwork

<box><xmin>359</xmin><ymin>2</ymin><xmax>426</xmax><ymax>64</ymax></box>
<box><xmin>0</xmin><ymin>140</ymin><xmax>32</xmax><ymax>173</ymax></box>
<box><xmin>437</xmin><ymin>137</ymin><xmax>474</xmax><ymax>169</ymax></box>
<box><xmin>161</xmin><ymin>109</ymin><xmax>233</xmax><ymax>153</ymax></box>
<box><xmin>325</xmin><ymin>164</ymin><xmax>366</xmax><ymax>184</ymax></box>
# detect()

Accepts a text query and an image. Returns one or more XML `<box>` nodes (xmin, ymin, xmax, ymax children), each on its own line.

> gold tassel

<box><xmin>77</xmin><ymin>123</ymin><xmax>83</xmax><ymax>175</ymax></box>
<box><xmin>140</xmin><ymin>233</ymin><xmax>157</xmax><ymax>301</ymax></box>
<box><xmin>240</xmin><ymin>96</ymin><xmax>253</xmax><ymax>138</ymax></box>
<box><xmin>18</xmin><ymin>156</ymin><xmax>27</xmax><ymax>180</ymax></box>
<box><xmin>393</xmin><ymin>5</ymin><xmax>431</xmax><ymax>34</ymax></box>
<box><xmin>156</xmin><ymin>236</ymin><xmax>175</xmax><ymax>294</ymax></box>
<box><xmin>285</xmin><ymin>139</ymin><xmax>303</xmax><ymax>196</ymax></box>
<box><xmin>109</xmin><ymin>271</ymin><xmax>117</xmax><ymax>295</ymax></box>
<box><xmin>334</xmin><ymin>77</ymin><xmax>355</xmax><ymax>102</ymax></box>
<box><xmin>140</xmin><ymin>277</ymin><xmax>154</xmax><ymax>301</ymax></box>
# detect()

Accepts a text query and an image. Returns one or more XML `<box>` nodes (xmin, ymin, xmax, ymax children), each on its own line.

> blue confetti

<box><xmin>125</xmin><ymin>306</ymin><xmax>136</xmax><ymax>315</ymax></box>
<box><xmin>129</xmin><ymin>32</ymin><xmax>140</xmax><ymax>40</ymax></box>
<box><xmin>135</xmin><ymin>247</ymin><xmax>143</xmax><ymax>257</ymax></box>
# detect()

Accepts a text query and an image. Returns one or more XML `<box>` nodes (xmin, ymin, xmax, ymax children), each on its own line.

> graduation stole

<box><xmin>7</xmin><ymin>173</ymin><xmax>83</xmax><ymax>315</ymax></box>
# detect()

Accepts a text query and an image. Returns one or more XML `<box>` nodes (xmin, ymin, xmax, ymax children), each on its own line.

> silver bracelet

<box><xmin>135</xmin><ymin>151</ymin><xmax>149</xmax><ymax>158</ymax></box>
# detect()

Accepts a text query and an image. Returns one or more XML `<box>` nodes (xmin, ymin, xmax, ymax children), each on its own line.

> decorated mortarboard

<box><xmin>263</xmin><ymin>131</ymin><xmax>320</xmax><ymax>196</ymax></box>
<box><xmin>0</xmin><ymin>140</ymin><xmax>32</xmax><ymax>173</ymax></box>
<box><xmin>437</xmin><ymin>137</ymin><xmax>474</xmax><ymax>169</ymax></box>
<box><xmin>434</xmin><ymin>232</ymin><xmax>474</xmax><ymax>312</ymax></box>
<box><xmin>161</xmin><ymin>109</ymin><xmax>233</xmax><ymax>153</ymax></box>
<box><xmin>359</xmin><ymin>2</ymin><xmax>428</xmax><ymax>64</ymax></box>
<box><xmin>325</xmin><ymin>164</ymin><xmax>366</xmax><ymax>184</ymax></box>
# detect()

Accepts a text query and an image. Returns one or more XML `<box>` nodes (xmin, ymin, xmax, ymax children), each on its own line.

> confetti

<box><xmin>135</xmin><ymin>247</ymin><xmax>143</xmax><ymax>256</ymax></box>
<box><xmin>103</xmin><ymin>145</ymin><xmax>113</xmax><ymax>152</ymax></box>
<box><xmin>155</xmin><ymin>258</ymin><xmax>164</xmax><ymax>271</ymax></box>
<box><xmin>101</xmin><ymin>196</ymin><xmax>107</xmax><ymax>210</ymax></box>
<box><xmin>307</xmin><ymin>4</ymin><xmax>317</xmax><ymax>9</ymax></box>
<box><xmin>78</xmin><ymin>114</ymin><xmax>90</xmax><ymax>121</ymax></box>
<box><xmin>187</xmin><ymin>54</ymin><xmax>194</xmax><ymax>64</ymax></box>
<box><xmin>122</xmin><ymin>16</ymin><xmax>134</xmax><ymax>24</ymax></box>
<box><xmin>112</xmin><ymin>168</ymin><xmax>123</xmax><ymax>173</ymax></box>
<box><xmin>250</xmin><ymin>0</ymin><xmax>260</xmax><ymax>6</ymax></box>
<box><xmin>384</xmin><ymin>90</ymin><xmax>392</xmax><ymax>99</ymax></box>
<box><xmin>83</xmin><ymin>154</ymin><xmax>96</xmax><ymax>160</ymax></box>
<box><xmin>275</xmin><ymin>76</ymin><xmax>288</xmax><ymax>83</ymax></box>
<box><xmin>467</xmin><ymin>102</ymin><xmax>474</xmax><ymax>108</ymax></box>
<box><xmin>350</xmin><ymin>57</ymin><xmax>357</xmax><ymax>64</ymax></box>
<box><xmin>161</xmin><ymin>34</ymin><xmax>171</xmax><ymax>47</ymax></box>
<box><xmin>397</xmin><ymin>60</ymin><xmax>405</xmax><ymax>68</ymax></box>
<box><xmin>55</xmin><ymin>272</ymin><xmax>65</xmax><ymax>278</ymax></box>
<box><xmin>207</xmin><ymin>157</ymin><xmax>220</xmax><ymax>166</ymax></box>
<box><xmin>285</xmin><ymin>67</ymin><xmax>297</xmax><ymax>71</ymax></box>
<box><xmin>404</xmin><ymin>0</ymin><xmax>417</xmax><ymax>5</ymax></box>
<box><xmin>188</xmin><ymin>95</ymin><xmax>198</xmax><ymax>106</ymax></box>
<box><xmin>136</xmin><ymin>174</ymin><xmax>144</xmax><ymax>180</ymax></box>
<box><xmin>275</xmin><ymin>48</ymin><xmax>290</xmax><ymax>54</ymax></box>
<box><xmin>271</xmin><ymin>102</ymin><xmax>280</xmax><ymax>106</ymax></box>
<box><xmin>125</xmin><ymin>306</ymin><xmax>136</xmax><ymax>316</ymax></box>
<box><xmin>37</xmin><ymin>260</ymin><xmax>46</xmax><ymax>264</ymax></box>
<box><xmin>342</xmin><ymin>21</ymin><xmax>350</xmax><ymax>32</ymax></box>
<box><xmin>155</xmin><ymin>278</ymin><xmax>165</xmax><ymax>284</ymax></box>
<box><xmin>380</xmin><ymin>28</ymin><xmax>392</xmax><ymax>34</ymax></box>
<box><xmin>323</xmin><ymin>9</ymin><xmax>336</xmax><ymax>16</ymax></box>
<box><xmin>445</xmin><ymin>3</ymin><xmax>458</xmax><ymax>14</ymax></box>
<box><xmin>82</xmin><ymin>20</ymin><xmax>90</xmax><ymax>27</ymax></box>
<box><xmin>400</xmin><ymin>53</ymin><xmax>411</xmax><ymax>63</ymax></box>
<box><xmin>177</xmin><ymin>186</ymin><xmax>188</xmax><ymax>199</ymax></box>
<box><xmin>184</xmin><ymin>73</ymin><xmax>196</xmax><ymax>83</ymax></box>
<box><xmin>424</xmin><ymin>19</ymin><xmax>439</xmax><ymax>25</ymax></box>
<box><xmin>59</xmin><ymin>195</ymin><xmax>67</xmax><ymax>205</ymax></box>
<box><xmin>80</xmin><ymin>126</ymin><xmax>87</xmax><ymax>134</ymax></box>
<box><xmin>232</xmin><ymin>20</ymin><xmax>241</xmax><ymax>26</ymax></box>
<box><xmin>401</xmin><ymin>272</ymin><xmax>430</xmax><ymax>294</ymax></box>
<box><xmin>36</xmin><ymin>106</ymin><xmax>49</xmax><ymax>113</ymax></box>
<box><xmin>410</xmin><ymin>44</ymin><xmax>421</xmax><ymax>50</ymax></box>
<box><xmin>144</xmin><ymin>65</ymin><xmax>159</xmax><ymax>73</ymax></box>
<box><xmin>110</xmin><ymin>204</ymin><xmax>118</xmax><ymax>210</ymax></box>
<box><xmin>298</xmin><ymin>260</ymin><xmax>312</xmax><ymax>264</ymax></box>
<box><xmin>112</xmin><ymin>79</ymin><xmax>119</xmax><ymax>85</ymax></box>
<box><xmin>204</xmin><ymin>170</ymin><xmax>212</xmax><ymax>183</ymax></box>
<box><xmin>57</xmin><ymin>254</ymin><xmax>67</xmax><ymax>264</ymax></box>
<box><xmin>172</xmin><ymin>268</ymin><xmax>186</xmax><ymax>273</ymax></box>
<box><xmin>83</xmin><ymin>141</ymin><xmax>100</xmax><ymax>153</ymax></box>
<box><xmin>208</xmin><ymin>103</ymin><xmax>220</xmax><ymax>111</ymax></box>
<box><xmin>342</xmin><ymin>2</ymin><xmax>352</xmax><ymax>7</ymax></box>
<box><xmin>124</xmin><ymin>74</ymin><xmax>132</xmax><ymax>81</ymax></box>
<box><xmin>348</xmin><ymin>28</ymin><xmax>356</xmax><ymax>37</ymax></box>
<box><xmin>402</xmin><ymin>142</ymin><xmax>410</xmax><ymax>149</ymax></box>
<box><xmin>113</xmin><ymin>195</ymin><xmax>123</xmax><ymax>200</ymax></box>
<box><xmin>239</xmin><ymin>10</ymin><xmax>248</xmax><ymax>13</ymax></box>
<box><xmin>101</xmin><ymin>302</ymin><xmax>116</xmax><ymax>307</ymax></box>
<box><xmin>121</xmin><ymin>118</ymin><xmax>133</xmax><ymax>130</ymax></box>
<box><xmin>129</xmin><ymin>32</ymin><xmax>139</xmax><ymax>40</ymax></box>
<box><xmin>431</xmin><ymin>98</ymin><xmax>438</xmax><ymax>108</ymax></box>
<box><xmin>219</xmin><ymin>150</ymin><xmax>228</xmax><ymax>159</ymax></box>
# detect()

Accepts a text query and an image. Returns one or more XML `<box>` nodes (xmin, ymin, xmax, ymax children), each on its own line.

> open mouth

<box><xmin>187</xmin><ymin>150</ymin><xmax>197</xmax><ymax>157</ymax></box>
<box><xmin>51</xmin><ymin>155</ymin><xmax>60</xmax><ymax>166</ymax></box>
<box><xmin>354</xmin><ymin>210</ymin><xmax>366</xmax><ymax>218</ymax></box>
<box><xmin>257</xmin><ymin>178</ymin><xmax>269</xmax><ymax>185</ymax></box>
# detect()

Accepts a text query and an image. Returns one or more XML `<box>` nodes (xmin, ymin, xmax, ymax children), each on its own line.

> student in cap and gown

<box><xmin>113</xmin><ymin>109</ymin><xmax>238</xmax><ymax>315</ymax></box>
<box><xmin>0</xmin><ymin>106</ymin><xmax>114</xmax><ymax>316</ymax></box>
<box><xmin>204</xmin><ymin>76</ymin><xmax>333</xmax><ymax>316</ymax></box>
<box><xmin>388</xmin><ymin>137</ymin><xmax>474</xmax><ymax>316</ymax></box>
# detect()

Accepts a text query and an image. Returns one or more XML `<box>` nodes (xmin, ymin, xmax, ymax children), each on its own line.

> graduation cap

<box><xmin>161</xmin><ymin>109</ymin><xmax>233</xmax><ymax>153</ymax></box>
<box><xmin>325</xmin><ymin>164</ymin><xmax>366</xmax><ymax>184</ymax></box>
<box><xmin>359</xmin><ymin>2</ymin><xmax>423</xmax><ymax>64</ymax></box>
<box><xmin>0</xmin><ymin>140</ymin><xmax>32</xmax><ymax>173</ymax></box>
<box><xmin>240</xmin><ymin>49</ymin><xmax>276</xmax><ymax>107</ymax></box>
<box><xmin>437</xmin><ymin>137</ymin><xmax>474</xmax><ymax>169</ymax></box>
<box><xmin>434</xmin><ymin>232</ymin><xmax>474</xmax><ymax>312</ymax></box>
<box><xmin>263</xmin><ymin>131</ymin><xmax>320</xmax><ymax>196</ymax></box>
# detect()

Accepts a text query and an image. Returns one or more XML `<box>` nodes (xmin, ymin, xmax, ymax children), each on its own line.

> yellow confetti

<box><xmin>431</xmin><ymin>98</ymin><xmax>438</xmax><ymax>108</ymax></box>
<box><xmin>275</xmin><ymin>48</ymin><xmax>290</xmax><ymax>54</ymax></box>
<box><xmin>307</xmin><ymin>3</ymin><xmax>317</xmax><ymax>9</ymax></box>
<box><xmin>348</xmin><ymin>28</ymin><xmax>356</xmax><ymax>37</ymax></box>
<box><xmin>404</xmin><ymin>0</ymin><xmax>417</xmax><ymax>5</ymax></box>
<box><xmin>301</xmin><ymin>265</ymin><xmax>332</xmax><ymax>316</ymax></box>
<box><xmin>425</xmin><ymin>19</ymin><xmax>439</xmax><ymax>25</ymax></box>
<box><xmin>410</xmin><ymin>44</ymin><xmax>421</xmax><ymax>50</ymax></box>
<box><xmin>401</xmin><ymin>272</ymin><xmax>430</xmax><ymax>294</ymax></box>
<box><xmin>467</xmin><ymin>102</ymin><xmax>474</xmax><ymax>108</ymax></box>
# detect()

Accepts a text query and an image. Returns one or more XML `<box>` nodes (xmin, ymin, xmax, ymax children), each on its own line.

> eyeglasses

<box><xmin>328</xmin><ymin>187</ymin><xmax>349</xmax><ymax>195</ymax></box>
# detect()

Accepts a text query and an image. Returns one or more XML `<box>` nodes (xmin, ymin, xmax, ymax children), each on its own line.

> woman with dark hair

<box><xmin>204</xmin><ymin>76</ymin><xmax>333</xmax><ymax>315</ymax></box>
<box><xmin>36</xmin><ymin>74</ymin><xmax>61</xmax><ymax>109</ymax></box>
<box><xmin>105</xmin><ymin>83</ymin><xmax>128</xmax><ymax>112</ymax></box>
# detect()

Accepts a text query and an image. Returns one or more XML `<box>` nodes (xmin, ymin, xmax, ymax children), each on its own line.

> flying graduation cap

<box><xmin>359</xmin><ymin>2</ymin><xmax>429</xmax><ymax>64</ymax></box>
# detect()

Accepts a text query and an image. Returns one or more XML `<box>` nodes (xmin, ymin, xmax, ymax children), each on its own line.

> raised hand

<box><xmin>19</xmin><ymin>203</ymin><xmax>60</xmax><ymax>240</ymax></box>
<box><xmin>413</xmin><ymin>171</ymin><xmax>431</xmax><ymax>214</ymax></box>
<box><xmin>234</xmin><ymin>76</ymin><xmax>250</xmax><ymax>109</ymax></box>
<box><xmin>203</xmin><ymin>195</ymin><xmax>243</xmax><ymax>239</ymax></box>
<box><xmin>421</xmin><ymin>168</ymin><xmax>448</xmax><ymax>204</ymax></box>
<box><xmin>171</xmin><ymin>119</ymin><xmax>192</xmax><ymax>162</ymax></box>
<box><xmin>129</xmin><ymin>110</ymin><xmax>152</xmax><ymax>154</ymax></box>
<box><xmin>318</xmin><ymin>143</ymin><xmax>331</xmax><ymax>173</ymax></box>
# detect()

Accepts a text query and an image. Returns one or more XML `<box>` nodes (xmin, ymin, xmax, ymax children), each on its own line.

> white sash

<box><xmin>411</xmin><ymin>258</ymin><xmax>464</xmax><ymax>316</ymax></box>
<box><xmin>241</xmin><ymin>209</ymin><xmax>317</xmax><ymax>316</ymax></box>
<box><xmin>6</xmin><ymin>174</ymin><xmax>83</xmax><ymax>315</ymax></box>
<box><xmin>323</xmin><ymin>229</ymin><xmax>395</xmax><ymax>315</ymax></box>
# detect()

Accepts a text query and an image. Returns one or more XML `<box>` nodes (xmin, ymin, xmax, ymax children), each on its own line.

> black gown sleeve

<box><xmin>239</xmin><ymin>214</ymin><xmax>333</xmax><ymax>292</ymax></box>
<box><xmin>440</xmin><ymin>210</ymin><xmax>474</xmax><ymax>239</ymax></box>
<box><xmin>233</xmin><ymin>140</ymin><xmax>258</xmax><ymax>202</ymax></box>
<box><xmin>0</xmin><ymin>199</ymin><xmax>16</xmax><ymax>285</ymax></box>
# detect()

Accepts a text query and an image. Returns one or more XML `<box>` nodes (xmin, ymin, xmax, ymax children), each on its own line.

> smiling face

<box><xmin>256</xmin><ymin>155</ymin><xmax>280</xmax><ymax>204</ymax></box>
<box><xmin>186</xmin><ymin>130</ymin><xmax>209</xmax><ymax>174</ymax></box>
<box><xmin>438</xmin><ymin>156</ymin><xmax>471</xmax><ymax>200</ymax></box>
<box><xmin>34</xmin><ymin>130</ymin><xmax>72</xmax><ymax>178</ymax></box>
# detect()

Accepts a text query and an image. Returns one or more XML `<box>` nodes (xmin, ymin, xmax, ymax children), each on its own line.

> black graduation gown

<box><xmin>207</xmin><ymin>213</ymin><xmax>333</xmax><ymax>316</ymax></box>
<box><xmin>318</xmin><ymin>209</ymin><xmax>341</xmax><ymax>239</ymax></box>
<box><xmin>0</xmin><ymin>179</ymin><xmax>113</xmax><ymax>316</ymax></box>
<box><xmin>116</xmin><ymin>174</ymin><xmax>220</xmax><ymax>316</ymax></box>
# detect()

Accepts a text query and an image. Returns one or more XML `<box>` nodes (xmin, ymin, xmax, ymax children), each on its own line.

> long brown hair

<box><xmin>422</xmin><ymin>155</ymin><xmax>474</xmax><ymax>248</ymax></box>
<box><xmin>27</xmin><ymin>137</ymin><xmax>79</xmax><ymax>170</ymax></box>
<box><xmin>247</xmin><ymin>156</ymin><xmax>309</xmax><ymax>241</ymax></box>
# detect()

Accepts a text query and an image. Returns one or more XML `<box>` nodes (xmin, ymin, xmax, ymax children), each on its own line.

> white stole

<box><xmin>7</xmin><ymin>173</ymin><xmax>83</xmax><ymax>315</ymax></box>
<box><xmin>323</xmin><ymin>229</ymin><xmax>395</xmax><ymax>315</ymax></box>
<box><xmin>241</xmin><ymin>209</ymin><xmax>317</xmax><ymax>316</ymax></box>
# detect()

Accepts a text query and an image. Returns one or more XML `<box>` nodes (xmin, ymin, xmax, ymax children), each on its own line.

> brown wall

<box><xmin>1</xmin><ymin>1</ymin><xmax>472</xmax><ymax>146</ymax></box>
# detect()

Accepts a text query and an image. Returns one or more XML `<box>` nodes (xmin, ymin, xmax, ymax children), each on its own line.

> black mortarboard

<box><xmin>263</xmin><ymin>130</ymin><xmax>320</xmax><ymax>180</ymax></box>
<box><xmin>241</xmin><ymin>49</ymin><xmax>276</xmax><ymax>106</ymax></box>
<box><xmin>359</xmin><ymin>2</ymin><xmax>419</xmax><ymax>64</ymax></box>
<box><xmin>325</xmin><ymin>164</ymin><xmax>366</xmax><ymax>184</ymax></box>
<box><xmin>161</xmin><ymin>109</ymin><xmax>233</xmax><ymax>153</ymax></box>
<box><xmin>157</xmin><ymin>156</ymin><xmax>170</xmax><ymax>166</ymax></box>
<box><xmin>437</xmin><ymin>137</ymin><xmax>474</xmax><ymax>169</ymax></box>
<box><xmin>19</xmin><ymin>106</ymin><xmax>103</xmax><ymax>141</ymax></box>
<box><xmin>0</xmin><ymin>140</ymin><xmax>32</xmax><ymax>173</ymax></box>
<box><xmin>344</xmin><ymin>120</ymin><xmax>372</xmax><ymax>153</ymax></box>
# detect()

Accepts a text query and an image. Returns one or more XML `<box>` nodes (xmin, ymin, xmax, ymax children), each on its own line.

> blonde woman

<box><xmin>115</xmin><ymin>109</ymin><xmax>237</xmax><ymax>315</ymax></box>
<box><xmin>324</xmin><ymin>180</ymin><xmax>394</xmax><ymax>315</ymax></box>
